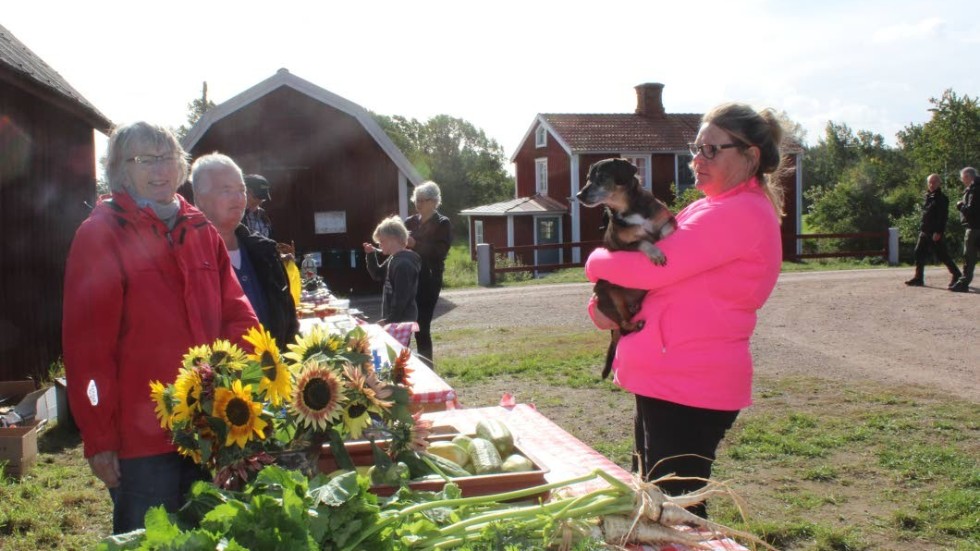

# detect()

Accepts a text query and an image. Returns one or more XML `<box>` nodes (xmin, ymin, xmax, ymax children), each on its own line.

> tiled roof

<box><xmin>0</xmin><ymin>24</ymin><xmax>111</xmax><ymax>132</ymax></box>
<box><xmin>460</xmin><ymin>194</ymin><xmax>568</xmax><ymax>216</ymax></box>
<box><xmin>541</xmin><ymin>113</ymin><xmax>702</xmax><ymax>152</ymax></box>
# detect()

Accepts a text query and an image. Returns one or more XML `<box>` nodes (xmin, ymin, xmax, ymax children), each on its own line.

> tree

<box><xmin>897</xmin><ymin>89</ymin><xmax>980</xmax><ymax>186</ymax></box>
<box><xmin>175</xmin><ymin>82</ymin><xmax>216</xmax><ymax>141</ymax></box>
<box><xmin>374</xmin><ymin>114</ymin><xmax>514</xmax><ymax>235</ymax></box>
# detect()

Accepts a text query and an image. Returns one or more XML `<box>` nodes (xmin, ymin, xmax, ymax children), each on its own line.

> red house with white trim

<box><xmin>461</xmin><ymin>83</ymin><xmax>801</xmax><ymax>268</ymax></box>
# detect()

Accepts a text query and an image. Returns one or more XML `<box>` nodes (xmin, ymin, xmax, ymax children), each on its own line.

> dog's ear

<box><xmin>610</xmin><ymin>158</ymin><xmax>638</xmax><ymax>184</ymax></box>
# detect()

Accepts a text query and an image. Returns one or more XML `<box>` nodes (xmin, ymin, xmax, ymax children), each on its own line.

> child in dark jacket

<box><xmin>363</xmin><ymin>215</ymin><xmax>421</xmax><ymax>324</ymax></box>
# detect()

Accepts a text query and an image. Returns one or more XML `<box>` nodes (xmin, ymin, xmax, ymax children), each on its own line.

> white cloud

<box><xmin>872</xmin><ymin>17</ymin><xmax>945</xmax><ymax>43</ymax></box>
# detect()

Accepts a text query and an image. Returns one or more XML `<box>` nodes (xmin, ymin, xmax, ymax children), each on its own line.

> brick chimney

<box><xmin>635</xmin><ymin>83</ymin><xmax>666</xmax><ymax>118</ymax></box>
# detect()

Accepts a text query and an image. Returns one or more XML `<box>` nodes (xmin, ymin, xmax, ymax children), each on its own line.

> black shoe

<box><xmin>950</xmin><ymin>274</ymin><xmax>963</xmax><ymax>288</ymax></box>
<box><xmin>904</xmin><ymin>278</ymin><xmax>924</xmax><ymax>287</ymax></box>
<box><xmin>950</xmin><ymin>282</ymin><xmax>969</xmax><ymax>293</ymax></box>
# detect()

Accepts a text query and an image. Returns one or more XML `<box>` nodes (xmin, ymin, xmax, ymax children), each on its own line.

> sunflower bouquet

<box><xmin>151</xmin><ymin>323</ymin><xmax>420</xmax><ymax>489</ymax></box>
<box><xmin>282</xmin><ymin>323</ymin><xmax>418</xmax><ymax>469</ymax></box>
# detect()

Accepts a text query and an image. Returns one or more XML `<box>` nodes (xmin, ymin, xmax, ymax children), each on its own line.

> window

<box><xmin>535</xmin><ymin>158</ymin><xmax>548</xmax><ymax>194</ymax></box>
<box><xmin>622</xmin><ymin>155</ymin><xmax>649</xmax><ymax>189</ymax></box>
<box><xmin>474</xmin><ymin>220</ymin><xmax>484</xmax><ymax>245</ymax></box>
<box><xmin>676</xmin><ymin>153</ymin><xmax>695</xmax><ymax>194</ymax></box>
<box><xmin>535</xmin><ymin>125</ymin><xmax>547</xmax><ymax>148</ymax></box>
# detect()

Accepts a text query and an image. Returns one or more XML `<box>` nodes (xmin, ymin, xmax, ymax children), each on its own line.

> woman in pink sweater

<box><xmin>585</xmin><ymin>103</ymin><xmax>787</xmax><ymax>516</ymax></box>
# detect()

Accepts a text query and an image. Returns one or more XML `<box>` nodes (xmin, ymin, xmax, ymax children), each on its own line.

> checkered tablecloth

<box><xmin>382</xmin><ymin>321</ymin><xmax>418</xmax><ymax>348</ymax></box>
<box><xmin>421</xmin><ymin>404</ymin><xmax>748</xmax><ymax>551</ymax></box>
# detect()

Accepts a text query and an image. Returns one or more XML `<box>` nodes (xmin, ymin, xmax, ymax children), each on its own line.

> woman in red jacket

<box><xmin>62</xmin><ymin>122</ymin><xmax>258</xmax><ymax>534</ymax></box>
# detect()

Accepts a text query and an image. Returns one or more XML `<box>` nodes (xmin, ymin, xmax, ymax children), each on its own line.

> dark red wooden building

<box><xmin>462</xmin><ymin>83</ymin><xmax>802</xmax><ymax>267</ymax></box>
<box><xmin>0</xmin><ymin>23</ymin><xmax>112</xmax><ymax>381</ymax></box>
<box><xmin>182</xmin><ymin>69</ymin><xmax>423</xmax><ymax>295</ymax></box>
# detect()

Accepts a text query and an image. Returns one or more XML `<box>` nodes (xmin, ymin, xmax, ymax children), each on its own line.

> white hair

<box><xmin>411</xmin><ymin>181</ymin><xmax>442</xmax><ymax>208</ymax></box>
<box><xmin>190</xmin><ymin>153</ymin><xmax>244</xmax><ymax>195</ymax></box>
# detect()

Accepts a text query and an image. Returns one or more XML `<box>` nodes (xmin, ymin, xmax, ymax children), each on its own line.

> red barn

<box><xmin>462</xmin><ymin>83</ymin><xmax>802</xmax><ymax>268</ymax></box>
<box><xmin>182</xmin><ymin>69</ymin><xmax>423</xmax><ymax>295</ymax></box>
<box><xmin>0</xmin><ymin>23</ymin><xmax>112</xmax><ymax>381</ymax></box>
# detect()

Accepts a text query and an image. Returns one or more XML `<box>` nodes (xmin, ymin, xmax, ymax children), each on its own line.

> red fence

<box><xmin>791</xmin><ymin>231</ymin><xmax>891</xmax><ymax>261</ymax></box>
<box><xmin>480</xmin><ymin>230</ymin><xmax>895</xmax><ymax>285</ymax></box>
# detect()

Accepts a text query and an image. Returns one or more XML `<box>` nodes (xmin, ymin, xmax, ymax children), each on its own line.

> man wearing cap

<box><xmin>243</xmin><ymin>174</ymin><xmax>273</xmax><ymax>238</ymax></box>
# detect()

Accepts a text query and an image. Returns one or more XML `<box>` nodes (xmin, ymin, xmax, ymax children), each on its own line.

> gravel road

<box><xmin>358</xmin><ymin>267</ymin><xmax>978</xmax><ymax>402</ymax></box>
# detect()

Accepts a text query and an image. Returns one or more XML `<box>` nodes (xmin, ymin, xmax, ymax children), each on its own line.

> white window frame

<box><xmin>675</xmin><ymin>152</ymin><xmax>695</xmax><ymax>194</ymax></box>
<box><xmin>535</xmin><ymin>125</ymin><xmax>547</xmax><ymax>148</ymax></box>
<box><xmin>474</xmin><ymin>220</ymin><xmax>484</xmax><ymax>245</ymax></box>
<box><xmin>535</xmin><ymin>158</ymin><xmax>548</xmax><ymax>194</ymax></box>
<box><xmin>621</xmin><ymin>154</ymin><xmax>651</xmax><ymax>190</ymax></box>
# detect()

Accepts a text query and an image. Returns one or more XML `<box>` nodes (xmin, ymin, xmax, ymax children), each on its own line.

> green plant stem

<box><xmin>328</xmin><ymin>429</ymin><xmax>355</xmax><ymax>471</ymax></box>
<box><xmin>419</xmin><ymin>495</ymin><xmax>633</xmax><ymax>549</ymax></box>
<box><xmin>340</xmin><ymin>470</ymin><xmax>625</xmax><ymax>551</ymax></box>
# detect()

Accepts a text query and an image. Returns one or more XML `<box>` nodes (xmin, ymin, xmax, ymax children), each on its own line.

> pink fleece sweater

<box><xmin>584</xmin><ymin>178</ymin><xmax>782</xmax><ymax>410</ymax></box>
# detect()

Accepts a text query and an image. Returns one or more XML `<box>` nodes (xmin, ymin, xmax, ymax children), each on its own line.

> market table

<box><xmin>422</xmin><ymin>404</ymin><xmax>749</xmax><ymax>551</ymax></box>
<box><xmin>298</xmin><ymin>317</ymin><xmax>460</xmax><ymax>412</ymax></box>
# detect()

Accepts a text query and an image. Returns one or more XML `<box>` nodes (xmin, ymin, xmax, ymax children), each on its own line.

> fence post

<box><xmin>887</xmin><ymin>227</ymin><xmax>899</xmax><ymax>266</ymax></box>
<box><xmin>477</xmin><ymin>243</ymin><xmax>493</xmax><ymax>286</ymax></box>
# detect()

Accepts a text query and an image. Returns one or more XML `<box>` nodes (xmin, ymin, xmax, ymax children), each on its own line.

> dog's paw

<box><xmin>639</xmin><ymin>242</ymin><xmax>668</xmax><ymax>266</ymax></box>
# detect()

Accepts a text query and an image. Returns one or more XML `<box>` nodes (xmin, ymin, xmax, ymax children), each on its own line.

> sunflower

<box><xmin>172</xmin><ymin>368</ymin><xmax>204</xmax><ymax>424</ymax></box>
<box><xmin>244</xmin><ymin>326</ymin><xmax>292</xmax><ymax>405</ymax></box>
<box><xmin>209</xmin><ymin>339</ymin><xmax>248</xmax><ymax>370</ymax></box>
<box><xmin>363</xmin><ymin>367</ymin><xmax>394</xmax><ymax>402</ymax></box>
<box><xmin>343</xmin><ymin>363</ymin><xmax>392</xmax><ymax>411</ymax></box>
<box><xmin>149</xmin><ymin>380</ymin><xmax>174</xmax><ymax>429</ymax></box>
<box><xmin>176</xmin><ymin>445</ymin><xmax>202</xmax><ymax>464</ymax></box>
<box><xmin>285</xmin><ymin>324</ymin><xmax>345</xmax><ymax>365</ymax></box>
<box><xmin>290</xmin><ymin>360</ymin><xmax>346</xmax><ymax>431</ymax></box>
<box><xmin>391</xmin><ymin>348</ymin><xmax>414</xmax><ymax>388</ymax></box>
<box><xmin>213</xmin><ymin>380</ymin><xmax>268</xmax><ymax>449</ymax></box>
<box><xmin>346</xmin><ymin>332</ymin><xmax>371</xmax><ymax>355</ymax></box>
<box><xmin>182</xmin><ymin>344</ymin><xmax>212</xmax><ymax>369</ymax></box>
<box><xmin>341</xmin><ymin>401</ymin><xmax>373</xmax><ymax>439</ymax></box>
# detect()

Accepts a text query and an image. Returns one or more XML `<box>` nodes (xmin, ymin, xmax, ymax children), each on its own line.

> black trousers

<box><xmin>414</xmin><ymin>267</ymin><xmax>444</xmax><ymax>367</ymax></box>
<box><xmin>633</xmin><ymin>394</ymin><xmax>739</xmax><ymax>518</ymax></box>
<box><xmin>913</xmin><ymin>232</ymin><xmax>959</xmax><ymax>279</ymax></box>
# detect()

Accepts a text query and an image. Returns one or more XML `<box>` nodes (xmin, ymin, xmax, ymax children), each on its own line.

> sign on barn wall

<box><xmin>314</xmin><ymin>211</ymin><xmax>347</xmax><ymax>234</ymax></box>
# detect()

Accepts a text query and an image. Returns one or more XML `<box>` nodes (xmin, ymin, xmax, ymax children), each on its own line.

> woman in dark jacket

<box><xmin>404</xmin><ymin>181</ymin><xmax>452</xmax><ymax>367</ymax></box>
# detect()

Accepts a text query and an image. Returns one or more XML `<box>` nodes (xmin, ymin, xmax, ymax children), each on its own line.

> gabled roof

<box><xmin>541</xmin><ymin>113</ymin><xmax>702</xmax><ymax>153</ymax></box>
<box><xmin>460</xmin><ymin>194</ymin><xmax>567</xmax><ymax>216</ymax></box>
<box><xmin>0</xmin><ymin>24</ymin><xmax>112</xmax><ymax>133</ymax></box>
<box><xmin>182</xmin><ymin>68</ymin><xmax>423</xmax><ymax>186</ymax></box>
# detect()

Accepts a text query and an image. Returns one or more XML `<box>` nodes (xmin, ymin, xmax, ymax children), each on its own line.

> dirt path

<box><xmin>417</xmin><ymin>267</ymin><xmax>978</xmax><ymax>402</ymax></box>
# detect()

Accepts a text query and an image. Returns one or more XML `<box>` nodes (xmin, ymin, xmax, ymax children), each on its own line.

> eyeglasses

<box><xmin>127</xmin><ymin>154</ymin><xmax>176</xmax><ymax>166</ymax></box>
<box><xmin>688</xmin><ymin>143</ymin><xmax>741</xmax><ymax>160</ymax></box>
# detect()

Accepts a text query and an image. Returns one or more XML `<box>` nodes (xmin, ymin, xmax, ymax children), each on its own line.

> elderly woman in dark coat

<box><xmin>404</xmin><ymin>181</ymin><xmax>451</xmax><ymax>367</ymax></box>
<box><xmin>62</xmin><ymin>122</ymin><xmax>258</xmax><ymax>534</ymax></box>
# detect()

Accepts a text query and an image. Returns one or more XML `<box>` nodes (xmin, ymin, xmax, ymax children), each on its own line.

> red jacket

<box><xmin>63</xmin><ymin>192</ymin><xmax>258</xmax><ymax>459</ymax></box>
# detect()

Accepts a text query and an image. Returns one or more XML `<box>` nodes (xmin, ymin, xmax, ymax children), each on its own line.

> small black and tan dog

<box><xmin>577</xmin><ymin>158</ymin><xmax>677</xmax><ymax>379</ymax></box>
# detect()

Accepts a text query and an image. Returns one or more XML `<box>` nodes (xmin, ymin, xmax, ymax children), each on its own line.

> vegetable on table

<box><xmin>98</xmin><ymin>464</ymin><xmax>775</xmax><ymax>551</ymax></box>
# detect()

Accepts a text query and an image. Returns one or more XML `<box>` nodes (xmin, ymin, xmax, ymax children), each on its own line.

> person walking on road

<box><xmin>950</xmin><ymin>167</ymin><xmax>979</xmax><ymax>292</ymax></box>
<box><xmin>905</xmin><ymin>173</ymin><xmax>961</xmax><ymax>288</ymax></box>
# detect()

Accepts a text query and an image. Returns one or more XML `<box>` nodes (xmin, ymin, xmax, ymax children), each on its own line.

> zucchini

<box><xmin>475</xmin><ymin>419</ymin><xmax>514</xmax><ymax>456</ymax></box>
<box><xmin>427</xmin><ymin>441</ymin><xmax>470</xmax><ymax>467</ymax></box>
<box><xmin>451</xmin><ymin>434</ymin><xmax>474</xmax><ymax>455</ymax></box>
<box><xmin>501</xmin><ymin>453</ymin><xmax>535</xmax><ymax>472</ymax></box>
<box><xmin>420</xmin><ymin>451</ymin><xmax>472</xmax><ymax>478</ymax></box>
<box><xmin>468</xmin><ymin>437</ymin><xmax>503</xmax><ymax>475</ymax></box>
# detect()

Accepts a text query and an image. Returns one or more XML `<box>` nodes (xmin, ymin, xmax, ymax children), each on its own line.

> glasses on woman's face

<box><xmin>127</xmin><ymin>154</ymin><xmax>176</xmax><ymax>166</ymax></box>
<box><xmin>688</xmin><ymin>143</ymin><xmax>740</xmax><ymax>160</ymax></box>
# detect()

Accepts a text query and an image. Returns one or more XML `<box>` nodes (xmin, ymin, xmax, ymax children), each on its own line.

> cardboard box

<box><xmin>0</xmin><ymin>381</ymin><xmax>38</xmax><ymax>410</ymax></box>
<box><xmin>0</xmin><ymin>419</ymin><xmax>42</xmax><ymax>478</ymax></box>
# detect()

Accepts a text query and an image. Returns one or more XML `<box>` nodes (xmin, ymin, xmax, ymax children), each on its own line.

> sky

<box><xmin>4</xmin><ymin>0</ymin><xmax>979</xmax><ymax>163</ymax></box>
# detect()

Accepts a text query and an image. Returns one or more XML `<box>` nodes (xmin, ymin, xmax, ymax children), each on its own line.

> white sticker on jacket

<box><xmin>87</xmin><ymin>380</ymin><xmax>99</xmax><ymax>406</ymax></box>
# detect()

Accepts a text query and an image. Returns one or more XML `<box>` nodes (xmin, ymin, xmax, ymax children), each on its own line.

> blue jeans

<box><xmin>108</xmin><ymin>452</ymin><xmax>209</xmax><ymax>534</ymax></box>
